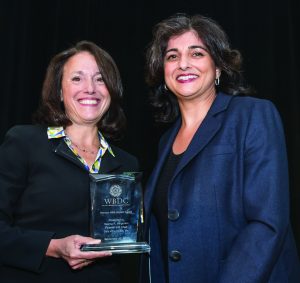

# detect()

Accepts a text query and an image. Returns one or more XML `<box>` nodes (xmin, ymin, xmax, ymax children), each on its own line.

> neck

<box><xmin>65</xmin><ymin>124</ymin><xmax>100</xmax><ymax>149</ymax></box>
<box><xmin>179</xmin><ymin>91</ymin><xmax>216</xmax><ymax>128</ymax></box>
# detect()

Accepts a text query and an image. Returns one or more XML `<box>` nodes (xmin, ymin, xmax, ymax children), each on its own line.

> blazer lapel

<box><xmin>174</xmin><ymin>93</ymin><xmax>233</xmax><ymax>178</ymax></box>
<box><xmin>50</xmin><ymin>138</ymin><xmax>86</xmax><ymax>170</ymax></box>
<box><xmin>50</xmin><ymin>139</ymin><xmax>122</xmax><ymax>173</ymax></box>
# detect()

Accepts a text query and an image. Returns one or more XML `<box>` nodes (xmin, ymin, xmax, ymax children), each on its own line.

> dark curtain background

<box><xmin>0</xmin><ymin>0</ymin><xmax>299</xmax><ymax>281</ymax></box>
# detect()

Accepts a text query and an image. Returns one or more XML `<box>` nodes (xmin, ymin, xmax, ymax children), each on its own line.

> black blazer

<box><xmin>0</xmin><ymin>125</ymin><xmax>139</xmax><ymax>283</ymax></box>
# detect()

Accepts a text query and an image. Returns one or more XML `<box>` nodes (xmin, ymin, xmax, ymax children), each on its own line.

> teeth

<box><xmin>79</xmin><ymin>99</ymin><xmax>98</xmax><ymax>105</ymax></box>
<box><xmin>177</xmin><ymin>75</ymin><xmax>198</xmax><ymax>81</ymax></box>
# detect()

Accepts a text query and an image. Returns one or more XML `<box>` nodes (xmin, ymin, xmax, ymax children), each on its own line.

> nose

<box><xmin>178</xmin><ymin>55</ymin><xmax>190</xmax><ymax>70</ymax></box>
<box><xmin>85</xmin><ymin>78</ymin><xmax>96</xmax><ymax>94</ymax></box>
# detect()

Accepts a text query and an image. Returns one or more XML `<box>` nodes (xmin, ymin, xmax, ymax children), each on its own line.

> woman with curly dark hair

<box><xmin>0</xmin><ymin>40</ymin><xmax>138</xmax><ymax>283</ymax></box>
<box><xmin>141</xmin><ymin>13</ymin><xmax>300</xmax><ymax>283</ymax></box>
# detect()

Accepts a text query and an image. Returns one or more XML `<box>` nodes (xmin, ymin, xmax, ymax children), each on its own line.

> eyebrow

<box><xmin>165</xmin><ymin>45</ymin><xmax>208</xmax><ymax>54</ymax></box>
<box><xmin>70</xmin><ymin>70</ymin><xmax>101</xmax><ymax>75</ymax></box>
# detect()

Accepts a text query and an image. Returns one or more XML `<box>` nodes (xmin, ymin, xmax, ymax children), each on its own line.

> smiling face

<box><xmin>164</xmin><ymin>30</ymin><xmax>220</xmax><ymax>102</ymax></box>
<box><xmin>61</xmin><ymin>51</ymin><xmax>111</xmax><ymax>126</ymax></box>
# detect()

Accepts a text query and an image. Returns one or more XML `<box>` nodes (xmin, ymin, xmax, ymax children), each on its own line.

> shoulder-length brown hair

<box><xmin>33</xmin><ymin>40</ymin><xmax>126</xmax><ymax>140</ymax></box>
<box><xmin>146</xmin><ymin>13</ymin><xmax>252</xmax><ymax>123</ymax></box>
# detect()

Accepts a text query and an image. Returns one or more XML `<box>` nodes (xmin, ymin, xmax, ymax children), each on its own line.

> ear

<box><xmin>216</xmin><ymin>68</ymin><xmax>221</xmax><ymax>79</ymax></box>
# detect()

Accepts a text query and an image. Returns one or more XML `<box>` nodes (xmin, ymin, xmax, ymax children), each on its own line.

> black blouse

<box><xmin>152</xmin><ymin>150</ymin><xmax>183</xmax><ymax>282</ymax></box>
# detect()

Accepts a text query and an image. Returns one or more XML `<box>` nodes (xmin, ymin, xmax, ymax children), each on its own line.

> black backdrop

<box><xmin>0</xmin><ymin>0</ymin><xmax>299</xmax><ymax>280</ymax></box>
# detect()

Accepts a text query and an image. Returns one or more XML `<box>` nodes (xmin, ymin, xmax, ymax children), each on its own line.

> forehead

<box><xmin>167</xmin><ymin>30</ymin><xmax>205</xmax><ymax>49</ymax></box>
<box><xmin>63</xmin><ymin>51</ymin><xmax>99</xmax><ymax>73</ymax></box>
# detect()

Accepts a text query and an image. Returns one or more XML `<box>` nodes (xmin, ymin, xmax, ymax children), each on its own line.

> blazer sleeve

<box><xmin>219</xmin><ymin>100</ymin><xmax>291</xmax><ymax>282</ymax></box>
<box><xmin>0</xmin><ymin>126</ymin><xmax>55</xmax><ymax>273</ymax></box>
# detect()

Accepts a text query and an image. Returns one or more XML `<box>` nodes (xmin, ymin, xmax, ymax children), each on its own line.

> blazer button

<box><xmin>169</xmin><ymin>250</ymin><xmax>181</xmax><ymax>262</ymax></box>
<box><xmin>168</xmin><ymin>209</ymin><xmax>180</xmax><ymax>221</ymax></box>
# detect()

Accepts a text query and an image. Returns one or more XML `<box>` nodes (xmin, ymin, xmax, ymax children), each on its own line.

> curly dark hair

<box><xmin>146</xmin><ymin>13</ymin><xmax>252</xmax><ymax>123</ymax></box>
<box><xmin>33</xmin><ymin>40</ymin><xmax>126</xmax><ymax>140</ymax></box>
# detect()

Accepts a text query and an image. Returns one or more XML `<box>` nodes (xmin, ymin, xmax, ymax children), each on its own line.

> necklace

<box><xmin>71</xmin><ymin>142</ymin><xmax>99</xmax><ymax>154</ymax></box>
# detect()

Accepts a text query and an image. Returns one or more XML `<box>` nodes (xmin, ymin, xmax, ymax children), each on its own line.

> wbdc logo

<box><xmin>103</xmin><ymin>184</ymin><xmax>129</xmax><ymax>205</ymax></box>
<box><xmin>109</xmin><ymin>184</ymin><xmax>122</xmax><ymax>197</ymax></box>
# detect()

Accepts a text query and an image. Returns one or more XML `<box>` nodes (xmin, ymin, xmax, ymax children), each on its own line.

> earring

<box><xmin>215</xmin><ymin>68</ymin><xmax>221</xmax><ymax>86</ymax></box>
<box><xmin>164</xmin><ymin>84</ymin><xmax>169</xmax><ymax>91</ymax></box>
<box><xmin>215</xmin><ymin>77</ymin><xmax>220</xmax><ymax>86</ymax></box>
<box><xmin>60</xmin><ymin>90</ymin><xmax>63</xmax><ymax>101</ymax></box>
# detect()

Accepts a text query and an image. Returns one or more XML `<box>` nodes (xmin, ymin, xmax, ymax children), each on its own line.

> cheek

<box><xmin>164</xmin><ymin>64</ymin><xmax>173</xmax><ymax>82</ymax></box>
<box><xmin>201</xmin><ymin>60</ymin><xmax>216</xmax><ymax>74</ymax></box>
<box><xmin>103</xmin><ymin>90</ymin><xmax>111</xmax><ymax>98</ymax></box>
<box><xmin>98</xmin><ymin>84</ymin><xmax>110</xmax><ymax>96</ymax></box>
<box><xmin>104</xmin><ymin>95</ymin><xmax>111</xmax><ymax>107</ymax></box>
<box><xmin>61</xmin><ymin>84</ymin><xmax>77</xmax><ymax>99</ymax></box>
<box><xmin>61</xmin><ymin>79</ymin><xmax>71</xmax><ymax>92</ymax></box>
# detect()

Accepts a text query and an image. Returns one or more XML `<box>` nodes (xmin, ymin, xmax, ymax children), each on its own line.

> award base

<box><xmin>80</xmin><ymin>242</ymin><xmax>151</xmax><ymax>254</ymax></box>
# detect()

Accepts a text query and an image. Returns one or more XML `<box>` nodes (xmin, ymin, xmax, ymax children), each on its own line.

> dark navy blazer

<box><xmin>143</xmin><ymin>93</ymin><xmax>300</xmax><ymax>283</ymax></box>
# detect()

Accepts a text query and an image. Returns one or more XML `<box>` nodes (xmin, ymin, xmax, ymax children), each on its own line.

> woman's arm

<box><xmin>0</xmin><ymin>126</ymin><xmax>55</xmax><ymax>272</ymax></box>
<box><xmin>219</xmin><ymin>100</ymin><xmax>290</xmax><ymax>282</ymax></box>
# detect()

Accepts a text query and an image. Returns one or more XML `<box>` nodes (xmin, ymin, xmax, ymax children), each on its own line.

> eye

<box><xmin>165</xmin><ymin>54</ymin><xmax>178</xmax><ymax>61</ymax></box>
<box><xmin>192</xmin><ymin>51</ymin><xmax>204</xmax><ymax>57</ymax></box>
<box><xmin>95</xmin><ymin>75</ymin><xmax>105</xmax><ymax>84</ymax></box>
<box><xmin>71</xmin><ymin>76</ymin><xmax>81</xmax><ymax>82</ymax></box>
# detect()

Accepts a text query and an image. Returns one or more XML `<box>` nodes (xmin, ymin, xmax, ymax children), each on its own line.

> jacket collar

<box><xmin>146</xmin><ymin>92</ymin><xmax>234</xmax><ymax>201</ymax></box>
<box><xmin>174</xmin><ymin>92</ymin><xmax>233</xmax><ymax>177</ymax></box>
<box><xmin>49</xmin><ymin>138</ymin><xmax>122</xmax><ymax>173</ymax></box>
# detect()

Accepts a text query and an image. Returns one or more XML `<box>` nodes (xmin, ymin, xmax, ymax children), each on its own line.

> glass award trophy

<box><xmin>80</xmin><ymin>172</ymin><xmax>150</xmax><ymax>254</ymax></box>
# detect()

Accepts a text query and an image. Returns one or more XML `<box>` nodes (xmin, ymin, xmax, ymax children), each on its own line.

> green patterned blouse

<box><xmin>47</xmin><ymin>126</ymin><xmax>114</xmax><ymax>173</ymax></box>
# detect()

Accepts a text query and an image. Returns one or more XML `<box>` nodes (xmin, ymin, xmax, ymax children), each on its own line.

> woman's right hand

<box><xmin>46</xmin><ymin>235</ymin><xmax>112</xmax><ymax>270</ymax></box>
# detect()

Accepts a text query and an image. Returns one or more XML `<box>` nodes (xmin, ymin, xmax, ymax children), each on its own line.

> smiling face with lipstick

<box><xmin>61</xmin><ymin>51</ymin><xmax>111</xmax><ymax>126</ymax></box>
<box><xmin>164</xmin><ymin>30</ymin><xmax>220</xmax><ymax>103</ymax></box>
<box><xmin>145</xmin><ymin>14</ymin><xmax>233</xmax><ymax>124</ymax></box>
<box><xmin>35</xmin><ymin>40</ymin><xmax>125</xmax><ymax>139</ymax></box>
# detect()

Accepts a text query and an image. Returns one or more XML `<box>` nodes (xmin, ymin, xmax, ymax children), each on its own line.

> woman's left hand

<box><xmin>46</xmin><ymin>235</ymin><xmax>112</xmax><ymax>269</ymax></box>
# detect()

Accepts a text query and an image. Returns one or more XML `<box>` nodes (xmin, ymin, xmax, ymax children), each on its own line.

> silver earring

<box><xmin>60</xmin><ymin>90</ymin><xmax>63</xmax><ymax>101</ymax></box>
<box><xmin>215</xmin><ymin>77</ymin><xmax>220</xmax><ymax>86</ymax></box>
<box><xmin>164</xmin><ymin>84</ymin><xmax>169</xmax><ymax>91</ymax></box>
